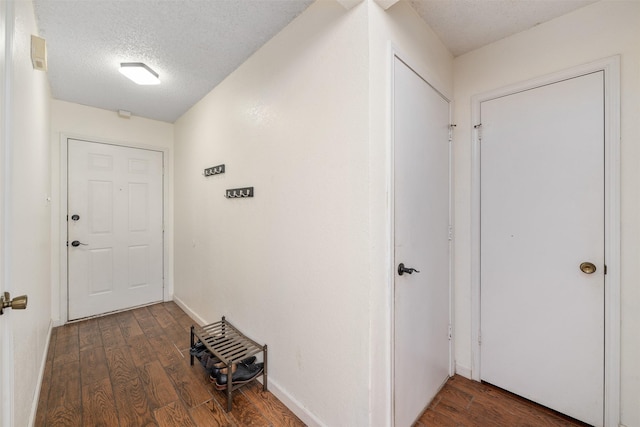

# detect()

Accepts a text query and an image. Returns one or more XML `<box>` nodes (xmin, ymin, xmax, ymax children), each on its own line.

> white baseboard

<box><xmin>171</xmin><ymin>295</ymin><xmax>324</xmax><ymax>426</ymax></box>
<box><xmin>28</xmin><ymin>319</ymin><xmax>53</xmax><ymax>427</ymax></box>
<box><xmin>455</xmin><ymin>362</ymin><xmax>472</xmax><ymax>379</ymax></box>
<box><xmin>172</xmin><ymin>295</ymin><xmax>207</xmax><ymax>326</ymax></box>
<box><xmin>264</xmin><ymin>377</ymin><xmax>325</xmax><ymax>427</ymax></box>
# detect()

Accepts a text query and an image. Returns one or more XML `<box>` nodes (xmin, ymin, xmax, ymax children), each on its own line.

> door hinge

<box><xmin>448</xmin><ymin>325</ymin><xmax>452</xmax><ymax>340</ymax></box>
<box><xmin>474</xmin><ymin>123</ymin><xmax>482</xmax><ymax>141</ymax></box>
<box><xmin>448</xmin><ymin>225</ymin><xmax>453</xmax><ymax>241</ymax></box>
<box><xmin>604</xmin><ymin>264</ymin><xmax>607</xmax><ymax>275</ymax></box>
<box><xmin>478</xmin><ymin>332</ymin><xmax>482</xmax><ymax>345</ymax></box>
<box><xmin>448</xmin><ymin>124</ymin><xmax>457</xmax><ymax>142</ymax></box>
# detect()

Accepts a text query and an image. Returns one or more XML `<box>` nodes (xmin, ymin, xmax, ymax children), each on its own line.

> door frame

<box><xmin>59</xmin><ymin>134</ymin><xmax>171</xmax><ymax>324</ymax></box>
<box><xmin>470</xmin><ymin>56</ymin><xmax>621</xmax><ymax>426</ymax></box>
<box><xmin>388</xmin><ymin>45</ymin><xmax>454</xmax><ymax>426</ymax></box>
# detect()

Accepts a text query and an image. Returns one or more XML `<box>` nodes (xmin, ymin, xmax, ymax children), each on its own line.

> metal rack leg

<box><xmin>190</xmin><ymin>326</ymin><xmax>195</xmax><ymax>366</ymax></box>
<box><xmin>226</xmin><ymin>361</ymin><xmax>233</xmax><ymax>412</ymax></box>
<box><xmin>263</xmin><ymin>344</ymin><xmax>268</xmax><ymax>391</ymax></box>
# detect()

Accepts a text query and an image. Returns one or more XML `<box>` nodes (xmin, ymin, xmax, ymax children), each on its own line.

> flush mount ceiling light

<box><xmin>119</xmin><ymin>62</ymin><xmax>160</xmax><ymax>85</ymax></box>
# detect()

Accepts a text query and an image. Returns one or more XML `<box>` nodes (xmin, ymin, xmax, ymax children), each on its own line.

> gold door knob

<box><xmin>0</xmin><ymin>292</ymin><xmax>28</xmax><ymax>315</ymax></box>
<box><xmin>580</xmin><ymin>262</ymin><xmax>597</xmax><ymax>274</ymax></box>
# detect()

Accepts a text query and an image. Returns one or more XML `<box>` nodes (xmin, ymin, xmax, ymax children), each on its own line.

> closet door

<box><xmin>480</xmin><ymin>71</ymin><xmax>605</xmax><ymax>426</ymax></box>
<box><xmin>393</xmin><ymin>56</ymin><xmax>451</xmax><ymax>427</ymax></box>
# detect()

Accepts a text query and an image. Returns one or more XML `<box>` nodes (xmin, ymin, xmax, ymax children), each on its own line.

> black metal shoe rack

<box><xmin>190</xmin><ymin>316</ymin><xmax>268</xmax><ymax>412</ymax></box>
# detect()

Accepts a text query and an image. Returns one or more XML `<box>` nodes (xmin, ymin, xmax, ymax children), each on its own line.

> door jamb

<box><xmin>388</xmin><ymin>44</ymin><xmax>455</xmax><ymax>426</ymax></box>
<box><xmin>469</xmin><ymin>56</ymin><xmax>621</xmax><ymax>427</ymax></box>
<box><xmin>59</xmin><ymin>134</ymin><xmax>172</xmax><ymax>324</ymax></box>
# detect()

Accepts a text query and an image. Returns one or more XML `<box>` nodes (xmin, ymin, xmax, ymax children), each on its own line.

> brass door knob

<box><xmin>0</xmin><ymin>292</ymin><xmax>28</xmax><ymax>315</ymax></box>
<box><xmin>580</xmin><ymin>262</ymin><xmax>597</xmax><ymax>274</ymax></box>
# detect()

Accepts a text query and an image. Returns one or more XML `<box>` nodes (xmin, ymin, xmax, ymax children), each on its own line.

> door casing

<box><xmin>388</xmin><ymin>46</ymin><xmax>455</xmax><ymax>426</ymax></box>
<box><xmin>470</xmin><ymin>56</ymin><xmax>621</xmax><ymax>427</ymax></box>
<box><xmin>59</xmin><ymin>134</ymin><xmax>172</xmax><ymax>324</ymax></box>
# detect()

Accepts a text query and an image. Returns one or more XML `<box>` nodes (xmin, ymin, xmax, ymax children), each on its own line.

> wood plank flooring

<box><xmin>36</xmin><ymin>303</ymin><xmax>592</xmax><ymax>426</ymax></box>
<box><xmin>35</xmin><ymin>302</ymin><xmax>304</xmax><ymax>427</ymax></box>
<box><xmin>416</xmin><ymin>375</ymin><xmax>592</xmax><ymax>427</ymax></box>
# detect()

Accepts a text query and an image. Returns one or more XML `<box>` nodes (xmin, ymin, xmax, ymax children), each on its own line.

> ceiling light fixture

<box><xmin>119</xmin><ymin>62</ymin><xmax>160</xmax><ymax>85</ymax></box>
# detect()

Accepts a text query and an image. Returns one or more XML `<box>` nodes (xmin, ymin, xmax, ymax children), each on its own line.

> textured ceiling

<box><xmin>33</xmin><ymin>0</ymin><xmax>599</xmax><ymax>123</ymax></box>
<box><xmin>33</xmin><ymin>0</ymin><xmax>314</xmax><ymax>123</ymax></box>
<box><xmin>409</xmin><ymin>0</ymin><xmax>599</xmax><ymax>57</ymax></box>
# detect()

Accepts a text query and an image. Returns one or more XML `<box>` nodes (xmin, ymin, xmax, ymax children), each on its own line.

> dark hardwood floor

<box><xmin>36</xmin><ymin>302</ymin><xmax>591</xmax><ymax>426</ymax></box>
<box><xmin>416</xmin><ymin>375</ymin><xmax>591</xmax><ymax>427</ymax></box>
<box><xmin>35</xmin><ymin>302</ymin><xmax>304</xmax><ymax>427</ymax></box>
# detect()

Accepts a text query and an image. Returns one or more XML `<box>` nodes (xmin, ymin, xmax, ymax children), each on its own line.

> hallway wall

<box><xmin>173</xmin><ymin>1</ymin><xmax>370</xmax><ymax>425</ymax></box>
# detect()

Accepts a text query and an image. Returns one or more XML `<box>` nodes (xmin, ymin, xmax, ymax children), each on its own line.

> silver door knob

<box><xmin>580</xmin><ymin>262</ymin><xmax>596</xmax><ymax>274</ymax></box>
<box><xmin>0</xmin><ymin>292</ymin><xmax>28</xmax><ymax>315</ymax></box>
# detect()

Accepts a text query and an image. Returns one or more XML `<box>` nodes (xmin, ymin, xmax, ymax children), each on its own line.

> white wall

<box><xmin>452</xmin><ymin>1</ymin><xmax>640</xmax><ymax>425</ymax></box>
<box><xmin>6</xmin><ymin>1</ymin><xmax>52</xmax><ymax>425</ymax></box>
<box><xmin>50</xmin><ymin>99</ymin><xmax>174</xmax><ymax>324</ymax></box>
<box><xmin>174</xmin><ymin>1</ymin><xmax>371</xmax><ymax>425</ymax></box>
<box><xmin>367</xmin><ymin>1</ymin><xmax>453</xmax><ymax>424</ymax></box>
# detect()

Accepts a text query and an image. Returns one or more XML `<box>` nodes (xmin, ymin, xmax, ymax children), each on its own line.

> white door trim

<box><xmin>59</xmin><ymin>133</ymin><xmax>172</xmax><ymax>324</ymax></box>
<box><xmin>388</xmin><ymin>43</ymin><xmax>454</xmax><ymax>426</ymax></box>
<box><xmin>470</xmin><ymin>56</ymin><xmax>620</xmax><ymax>427</ymax></box>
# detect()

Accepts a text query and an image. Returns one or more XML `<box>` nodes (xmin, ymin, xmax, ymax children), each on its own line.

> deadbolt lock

<box><xmin>0</xmin><ymin>292</ymin><xmax>28</xmax><ymax>315</ymax></box>
<box><xmin>579</xmin><ymin>262</ymin><xmax>596</xmax><ymax>275</ymax></box>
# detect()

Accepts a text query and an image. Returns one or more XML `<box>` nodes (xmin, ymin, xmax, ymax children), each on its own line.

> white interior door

<box><xmin>480</xmin><ymin>71</ymin><xmax>605</xmax><ymax>426</ymax></box>
<box><xmin>0</xmin><ymin>85</ymin><xmax>8</xmax><ymax>427</ymax></box>
<box><xmin>393</xmin><ymin>56</ymin><xmax>451</xmax><ymax>427</ymax></box>
<box><xmin>0</xmin><ymin>3</ymin><xmax>10</xmax><ymax>424</ymax></box>
<box><xmin>68</xmin><ymin>139</ymin><xmax>164</xmax><ymax>320</ymax></box>
<box><xmin>0</xmin><ymin>221</ymin><xmax>8</xmax><ymax>427</ymax></box>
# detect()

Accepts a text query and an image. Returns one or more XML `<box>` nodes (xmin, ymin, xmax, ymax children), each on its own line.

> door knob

<box><xmin>580</xmin><ymin>262</ymin><xmax>597</xmax><ymax>274</ymax></box>
<box><xmin>398</xmin><ymin>263</ymin><xmax>420</xmax><ymax>276</ymax></box>
<box><xmin>0</xmin><ymin>292</ymin><xmax>28</xmax><ymax>315</ymax></box>
<box><xmin>71</xmin><ymin>240</ymin><xmax>88</xmax><ymax>247</ymax></box>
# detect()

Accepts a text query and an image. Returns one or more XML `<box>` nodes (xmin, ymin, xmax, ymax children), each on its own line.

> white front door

<box><xmin>480</xmin><ymin>71</ymin><xmax>605</xmax><ymax>426</ymax></box>
<box><xmin>68</xmin><ymin>139</ymin><xmax>164</xmax><ymax>320</ymax></box>
<box><xmin>393</xmin><ymin>56</ymin><xmax>451</xmax><ymax>427</ymax></box>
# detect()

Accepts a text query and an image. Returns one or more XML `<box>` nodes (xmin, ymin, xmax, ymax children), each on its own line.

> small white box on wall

<box><xmin>31</xmin><ymin>35</ymin><xmax>47</xmax><ymax>71</ymax></box>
